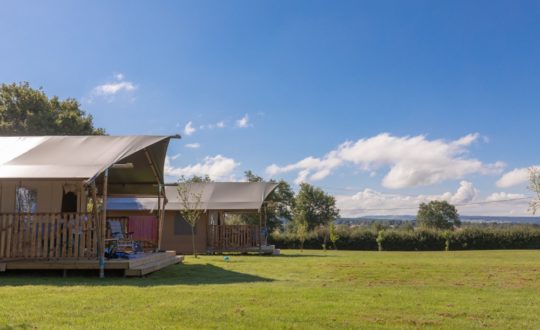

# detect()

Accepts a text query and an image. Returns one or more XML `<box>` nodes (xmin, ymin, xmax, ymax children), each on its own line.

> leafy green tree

<box><xmin>0</xmin><ymin>82</ymin><xmax>104</xmax><ymax>135</ymax></box>
<box><xmin>295</xmin><ymin>215</ymin><xmax>308</xmax><ymax>251</ymax></box>
<box><xmin>416</xmin><ymin>200</ymin><xmax>461</xmax><ymax>230</ymax></box>
<box><xmin>376</xmin><ymin>229</ymin><xmax>385</xmax><ymax>251</ymax></box>
<box><xmin>292</xmin><ymin>183</ymin><xmax>340</xmax><ymax>230</ymax></box>
<box><xmin>329</xmin><ymin>222</ymin><xmax>340</xmax><ymax>249</ymax></box>
<box><xmin>179</xmin><ymin>174</ymin><xmax>213</xmax><ymax>183</ymax></box>
<box><xmin>241</xmin><ymin>171</ymin><xmax>295</xmax><ymax>231</ymax></box>
<box><xmin>244</xmin><ymin>170</ymin><xmax>263</xmax><ymax>183</ymax></box>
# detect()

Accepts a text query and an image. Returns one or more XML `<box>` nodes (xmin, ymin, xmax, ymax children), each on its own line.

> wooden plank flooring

<box><xmin>0</xmin><ymin>251</ymin><xmax>182</xmax><ymax>276</ymax></box>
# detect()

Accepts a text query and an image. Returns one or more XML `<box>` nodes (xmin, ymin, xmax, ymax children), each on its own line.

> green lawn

<box><xmin>1</xmin><ymin>250</ymin><xmax>539</xmax><ymax>329</ymax></box>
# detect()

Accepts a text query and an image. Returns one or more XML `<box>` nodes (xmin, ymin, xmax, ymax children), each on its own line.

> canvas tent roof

<box><xmin>108</xmin><ymin>182</ymin><xmax>278</xmax><ymax>211</ymax></box>
<box><xmin>0</xmin><ymin>135</ymin><xmax>174</xmax><ymax>195</ymax></box>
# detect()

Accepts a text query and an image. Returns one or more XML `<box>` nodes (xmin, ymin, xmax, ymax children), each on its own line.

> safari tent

<box><xmin>108</xmin><ymin>182</ymin><xmax>278</xmax><ymax>254</ymax></box>
<box><xmin>0</xmin><ymin>135</ymin><xmax>180</xmax><ymax>277</ymax></box>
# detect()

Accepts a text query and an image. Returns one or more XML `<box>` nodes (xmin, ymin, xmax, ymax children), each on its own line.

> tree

<box><xmin>265</xmin><ymin>179</ymin><xmax>295</xmax><ymax>231</ymax></box>
<box><xmin>416</xmin><ymin>200</ymin><xmax>461</xmax><ymax>230</ymax></box>
<box><xmin>295</xmin><ymin>213</ymin><xmax>308</xmax><ymax>251</ymax></box>
<box><xmin>528</xmin><ymin>167</ymin><xmax>540</xmax><ymax>214</ymax></box>
<box><xmin>244</xmin><ymin>170</ymin><xmax>263</xmax><ymax>183</ymax></box>
<box><xmin>240</xmin><ymin>171</ymin><xmax>295</xmax><ymax>231</ymax></box>
<box><xmin>176</xmin><ymin>180</ymin><xmax>205</xmax><ymax>257</ymax></box>
<box><xmin>292</xmin><ymin>183</ymin><xmax>340</xmax><ymax>230</ymax></box>
<box><xmin>0</xmin><ymin>82</ymin><xmax>104</xmax><ymax>135</ymax></box>
<box><xmin>329</xmin><ymin>222</ymin><xmax>340</xmax><ymax>250</ymax></box>
<box><xmin>179</xmin><ymin>174</ymin><xmax>212</xmax><ymax>183</ymax></box>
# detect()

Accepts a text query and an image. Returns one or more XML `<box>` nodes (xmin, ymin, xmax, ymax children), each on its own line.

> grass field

<box><xmin>1</xmin><ymin>250</ymin><xmax>539</xmax><ymax>329</ymax></box>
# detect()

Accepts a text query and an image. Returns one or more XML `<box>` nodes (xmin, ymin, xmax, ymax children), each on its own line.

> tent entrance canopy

<box><xmin>108</xmin><ymin>182</ymin><xmax>279</xmax><ymax>212</ymax></box>
<box><xmin>0</xmin><ymin>135</ymin><xmax>175</xmax><ymax>195</ymax></box>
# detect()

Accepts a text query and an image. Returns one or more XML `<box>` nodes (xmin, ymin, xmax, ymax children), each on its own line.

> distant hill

<box><xmin>337</xmin><ymin>215</ymin><xmax>540</xmax><ymax>225</ymax></box>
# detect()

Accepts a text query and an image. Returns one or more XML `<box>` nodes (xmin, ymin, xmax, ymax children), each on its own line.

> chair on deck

<box><xmin>106</xmin><ymin>219</ymin><xmax>142</xmax><ymax>256</ymax></box>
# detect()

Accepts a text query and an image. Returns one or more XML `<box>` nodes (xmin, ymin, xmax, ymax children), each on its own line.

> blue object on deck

<box><xmin>224</xmin><ymin>256</ymin><xmax>230</xmax><ymax>262</ymax></box>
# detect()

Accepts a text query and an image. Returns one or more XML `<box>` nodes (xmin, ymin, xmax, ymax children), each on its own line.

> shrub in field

<box><xmin>376</xmin><ymin>230</ymin><xmax>384</xmax><ymax>251</ymax></box>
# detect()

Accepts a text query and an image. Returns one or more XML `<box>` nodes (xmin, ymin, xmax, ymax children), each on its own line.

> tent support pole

<box><xmin>160</xmin><ymin>190</ymin><xmax>167</xmax><ymax>251</ymax></box>
<box><xmin>144</xmin><ymin>149</ymin><xmax>164</xmax><ymax>252</ymax></box>
<box><xmin>99</xmin><ymin>168</ymin><xmax>109</xmax><ymax>279</ymax></box>
<box><xmin>157</xmin><ymin>184</ymin><xmax>165</xmax><ymax>252</ymax></box>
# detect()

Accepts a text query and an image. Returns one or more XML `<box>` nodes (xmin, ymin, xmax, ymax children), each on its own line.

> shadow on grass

<box><xmin>273</xmin><ymin>253</ymin><xmax>332</xmax><ymax>258</ymax></box>
<box><xmin>0</xmin><ymin>263</ymin><xmax>273</xmax><ymax>287</ymax></box>
<box><xmin>209</xmin><ymin>253</ymin><xmax>330</xmax><ymax>258</ymax></box>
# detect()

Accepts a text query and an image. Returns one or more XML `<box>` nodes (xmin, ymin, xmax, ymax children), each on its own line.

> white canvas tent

<box><xmin>0</xmin><ymin>135</ymin><xmax>179</xmax><ymax>277</ymax></box>
<box><xmin>108</xmin><ymin>182</ymin><xmax>278</xmax><ymax>211</ymax></box>
<box><xmin>107</xmin><ymin>182</ymin><xmax>278</xmax><ymax>254</ymax></box>
<box><xmin>0</xmin><ymin>135</ymin><xmax>174</xmax><ymax>195</ymax></box>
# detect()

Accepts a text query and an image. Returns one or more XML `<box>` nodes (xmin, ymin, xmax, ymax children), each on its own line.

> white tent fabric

<box><xmin>0</xmin><ymin>136</ymin><xmax>173</xmax><ymax>194</ymax></box>
<box><xmin>108</xmin><ymin>182</ymin><xmax>278</xmax><ymax>211</ymax></box>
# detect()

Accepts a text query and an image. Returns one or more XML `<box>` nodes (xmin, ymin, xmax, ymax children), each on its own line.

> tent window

<box><xmin>174</xmin><ymin>213</ymin><xmax>196</xmax><ymax>235</ymax></box>
<box><xmin>16</xmin><ymin>187</ymin><xmax>37</xmax><ymax>213</ymax></box>
<box><xmin>62</xmin><ymin>191</ymin><xmax>78</xmax><ymax>213</ymax></box>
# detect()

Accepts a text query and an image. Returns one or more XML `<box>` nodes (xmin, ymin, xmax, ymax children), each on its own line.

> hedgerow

<box><xmin>269</xmin><ymin>225</ymin><xmax>540</xmax><ymax>251</ymax></box>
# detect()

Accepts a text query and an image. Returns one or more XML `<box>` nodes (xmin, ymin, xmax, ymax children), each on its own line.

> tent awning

<box><xmin>108</xmin><ymin>182</ymin><xmax>279</xmax><ymax>211</ymax></box>
<box><xmin>0</xmin><ymin>135</ymin><xmax>176</xmax><ymax>195</ymax></box>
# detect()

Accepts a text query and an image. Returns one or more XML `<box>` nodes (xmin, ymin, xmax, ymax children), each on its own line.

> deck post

<box><xmin>99</xmin><ymin>168</ymin><xmax>109</xmax><ymax>278</ymax></box>
<box><xmin>90</xmin><ymin>182</ymin><xmax>100</xmax><ymax>261</ymax></box>
<box><xmin>263</xmin><ymin>204</ymin><xmax>267</xmax><ymax>246</ymax></box>
<box><xmin>258</xmin><ymin>209</ymin><xmax>262</xmax><ymax>254</ymax></box>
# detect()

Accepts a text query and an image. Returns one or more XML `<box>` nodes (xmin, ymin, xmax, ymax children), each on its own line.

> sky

<box><xmin>1</xmin><ymin>0</ymin><xmax>539</xmax><ymax>217</ymax></box>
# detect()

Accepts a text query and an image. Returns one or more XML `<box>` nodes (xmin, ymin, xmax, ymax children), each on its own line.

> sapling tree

<box><xmin>177</xmin><ymin>180</ymin><xmax>205</xmax><ymax>258</ymax></box>
<box><xmin>296</xmin><ymin>221</ymin><xmax>308</xmax><ymax>252</ymax></box>
<box><xmin>528</xmin><ymin>168</ymin><xmax>540</xmax><ymax>214</ymax></box>
<box><xmin>329</xmin><ymin>222</ymin><xmax>339</xmax><ymax>250</ymax></box>
<box><xmin>376</xmin><ymin>230</ymin><xmax>385</xmax><ymax>252</ymax></box>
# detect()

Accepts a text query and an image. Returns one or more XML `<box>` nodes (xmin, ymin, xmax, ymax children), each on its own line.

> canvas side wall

<box><xmin>0</xmin><ymin>180</ymin><xmax>87</xmax><ymax>213</ymax></box>
<box><xmin>161</xmin><ymin>211</ymin><xmax>208</xmax><ymax>254</ymax></box>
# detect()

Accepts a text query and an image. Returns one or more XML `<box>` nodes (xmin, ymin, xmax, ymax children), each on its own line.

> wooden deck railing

<box><xmin>0</xmin><ymin>213</ymin><xmax>99</xmax><ymax>260</ymax></box>
<box><xmin>207</xmin><ymin>225</ymin><xmax>260</xmax><ymax>252</ymax></box>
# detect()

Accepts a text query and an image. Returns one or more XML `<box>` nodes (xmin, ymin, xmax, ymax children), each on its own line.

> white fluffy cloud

<box><xmin>336</xmin><ymin>181</ymin><xmax>530</xmax><ymax>217</ymax></box>
<box><xmin>267</xmin><ymin>133</ymin><xmax>505</xmax><ymax>188</ymax></box>
<box><xmin>496</xmin><ymin>166</ymin><xmax>540</xmax><ymax>188</ymax></box>
<box><xmin>185</xmin><ymin>143</ymin><xmax>200</xmax><ymax>149</ymax></box>
<box><xmin>165</xmin><ymin>155</ymin><xmax>239</xmax><ymax>180</ymax></box>
<box><xmin>450</xmin><ymin>180</ymin><xmax>478</xmax><ymax>203</ymax></box>
<box><xmin>184</xmin><ymin>121</ymin><xmax>196</xmax><ymax>136</ymax></box>
<box><xmin>485</xmin><ymin>192</ymin><xmax>526</xmax><ymax>202</ymax></box>
<box><xmin>235</xmin><ymin>114</ymin><xmax>250</xmax><ymax>128</ymax></box>
<box><xmin>90</xmin><ymin>73</ymin><xmax>136</xmax><ymax>100</ymax></box>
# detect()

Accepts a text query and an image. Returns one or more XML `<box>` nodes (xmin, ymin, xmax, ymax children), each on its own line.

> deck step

<box><xmin>127</xmin><ymin>251</ymin><xmax>177</xmax><ymax>268</ymax></box>
<box><xmin>125</xmin><ymin>255</ymin><xmax>182</xmax><ymax>277</ymax></box>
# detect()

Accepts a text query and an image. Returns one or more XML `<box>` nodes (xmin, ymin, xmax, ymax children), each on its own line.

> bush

<box><xmin>269</xmin><ymin>225</ymin><xmax>540</xmax><ymax>251</ymax></box>
<box><xmin>449</xmin><ymin>226</ymin><xmax>540</xmax><ymax>250</ymax></box>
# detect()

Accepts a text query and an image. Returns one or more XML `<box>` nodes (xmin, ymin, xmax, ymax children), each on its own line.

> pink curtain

<box><xmin>128</xmin><ymin>215</ymin><xmax>158</xmax><ymax>243</ymax></box>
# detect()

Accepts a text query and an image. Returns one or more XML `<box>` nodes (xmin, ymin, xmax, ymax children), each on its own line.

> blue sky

<box><xmin>1</xmin><ymin>0</ymin><xmax>539</xmax><ymax>216</ymax></box>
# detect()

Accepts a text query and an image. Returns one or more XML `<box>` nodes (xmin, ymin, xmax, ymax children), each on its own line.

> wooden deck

<box><xmin>0</xmin><ymin>213</ymin><xmax>99</xmax><ymax>260</ymax></box>
<box><xmin>0</xmin><ymin>251</ymin><xmax>182</xmax><ymax>277</ymax></box>
<box><xmin>207</xmin><ymin>224</ymin><xmax>261</xmax><ymax>253</ymax></box>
